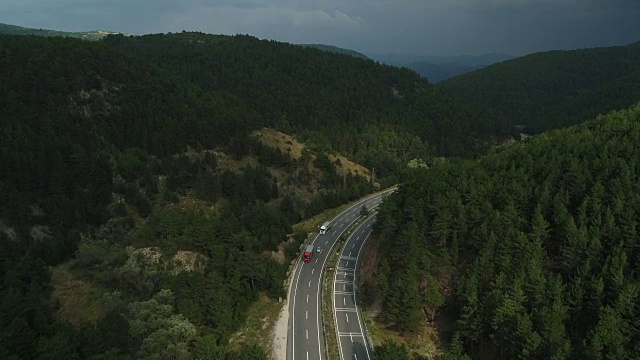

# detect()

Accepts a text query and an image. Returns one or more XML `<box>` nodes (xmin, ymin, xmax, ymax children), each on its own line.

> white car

<box><xmin>316</xmin><ymin>247</ymin><xmax>322</xmax><ymax>253</ymax></box>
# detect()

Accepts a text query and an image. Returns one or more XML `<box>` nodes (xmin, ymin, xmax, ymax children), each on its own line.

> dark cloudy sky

<box><xmin>1</xmin><ymin>0</ymin><xmax>638</xmax><ymax>56</ymax></box>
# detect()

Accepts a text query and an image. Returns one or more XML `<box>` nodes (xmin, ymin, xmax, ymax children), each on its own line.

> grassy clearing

<box><xmin>228</xmin><ymin>293</ymin><xmax>284</xmax><ymax>354</ymax></box>
<box><xmin>362</xmin><ymin>308</ymin><xmax>442</xmax><ymax>359</ymax></box>
<box><xmin>327</xmin><ymin>153</ymin><xmax>372</xmax><ymax>181</ymax></box>
<box><xmin>253</xmin><ymin>127</ymin><xmax>305</xmax><ymax>160</ymax></box>
<box><xmin>51</xmin><ymin>263</ymin><xmax>106</xmax><ymax>327</ymax></box>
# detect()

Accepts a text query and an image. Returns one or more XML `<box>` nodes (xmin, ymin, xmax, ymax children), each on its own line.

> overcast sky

<box><xmin>1</xmin><ymin>0</ymin><xmax>638</xmax><ymax>56</ymax></box>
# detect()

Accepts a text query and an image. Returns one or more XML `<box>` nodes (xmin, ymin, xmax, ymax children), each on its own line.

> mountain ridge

<box><xmin>439</xmin><ymin>41</ymin><xmax>640</xmax><ymax>133</ymax></box>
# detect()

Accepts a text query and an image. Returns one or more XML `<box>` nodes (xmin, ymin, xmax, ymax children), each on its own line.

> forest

<box><xmin>369</xmin><ymin>103</ymin><xmax>640</xmax><ymax>359</ymax></box>
<box><xmin>439</xmin><ymin>41</ymin><xmax>640</xmax><ymax>134</ymax></box>
<box><xmin>0</xmin><ymin>32</ymin><xmax>511</xmax><ymax>359</ymax></box>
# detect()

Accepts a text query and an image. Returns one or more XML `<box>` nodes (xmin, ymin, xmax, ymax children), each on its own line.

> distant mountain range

<box><xmin>0</xmin><ymin>21</ymin><xmax>507</xmax><ymax>82</ymax></box>
<box><xmin>0</xmin><ymin>23</ymin><xmax>123</xmax><ymax>40</ymax></box>
<box><xmin>369</xmin><ymin>53</ymin><xmax>515</xmax><ymax>83</ymax></box>
<box><xmin>439</xmin><ymin>41</ymin><xmax>640</xmax><ymax>133</ymax></box>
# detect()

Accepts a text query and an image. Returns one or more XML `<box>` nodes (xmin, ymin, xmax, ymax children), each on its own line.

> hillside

<box><xmin>405</xmin><ymin>61</ymin><xmax>478</xmax><ymax>83</ymax></box>
<box><xmin>301</xmin><ymin>43</ymin><xmax>370</xmax><ymax>59</ymax></box>
<box><xmin>0</xmin><ymin>32</ymin><xmax>509</xmax><ymax>359</ymax></box>
<box><xmin>370</xmin><ymin>53</ymin><xmax>514</xmax><ymax>82</ymax></box>
<box><xmin>369</xmin><ymin>104</ymin><xmax>640</xmax><ymax>359</ymax></box>
<box><xmin>440</xmin><ymin>41</ymin><xmax>640</xmax><ymax>133</ymax></box>
<box><xmin>103</xmin><ymin>32</ymin><xmax>512</xmax><ymax>161</ymax></box>
<box><xmin>0</xmin><ymin>22</ymin><xmax>120</xmax><ymax>40</ymax></box>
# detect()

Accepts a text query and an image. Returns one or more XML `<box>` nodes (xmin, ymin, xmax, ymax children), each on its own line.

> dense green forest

<box><xmin>369</xmin><ymin>104</ymin><xmax>640</xmax><ymax>359</ymax></box>
<box><xmin>102</xmin><ymin>32</ymin><xmax>512</xmax><ymax>162</ymax></box>
<box><xmin>0</xmin><ymin>32</ymin><xmax>509</xmax><ymax>359</ymax></box>
<box><xmin>440</xmin><ymin>41</ymin><xmax>640</xmax><ymax>133</ymax></box>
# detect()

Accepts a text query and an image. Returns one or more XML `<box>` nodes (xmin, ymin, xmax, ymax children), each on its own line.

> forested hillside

<box><xmin>103</xmin><ymin>32</ymin><xmax>512</xmax><ymax>162</ymax></box>
<box><xmin>301</xmin><ymin>44</ymin><xmax>370</xmax><ymax>59</ymax></box>
<box><xmin>406</xmin><ymin>61</ymin><xmax>478</xmax><ymax>83</ymax></box>
<box><xmin>0</xmin><ymin>32</ymin><xmax>509</xmax><ymax>359</ymax></box>
<box><xmin>370</xmin><ymin>104</ymin><xmax>640</xmax><ymax>359</ymax></box>
<box><xmin>440</xmin><ymin>42</ymin><xmax>640</xmax><ymax>133</ymax></box>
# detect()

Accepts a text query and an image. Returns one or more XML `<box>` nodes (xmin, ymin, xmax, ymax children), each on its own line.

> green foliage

<box><xmin>374</xmin><ymin>339</ymin><xmax>411</xmax><ymax>360</ymax></box>
<box><xmin>440</xmin><ymin>41</ymin><xmax>640</xmax><ymax>133</ymax></box>
<box><xmin>103</xmin><ymin>31</ymin><xmax>512</xmax><ymax>160</ymax></box>
<box><xmin>0</xmin><ymin>31</ymin><xmax>511</xmax><ymax>359</ymax></box>
<box><xmin>117</xmin><ymin>148</ymin><xmax>147</xmax><ymax>181</ymax></box>
<box><xmin>128</xmin><ymin>289</ymin><xmax>197</xmax><ymax>360</ymax></box>
<box><xmin>374</xmin><ymin>104</ymin><xmax>640</xmax><ymax>359</ymax></box>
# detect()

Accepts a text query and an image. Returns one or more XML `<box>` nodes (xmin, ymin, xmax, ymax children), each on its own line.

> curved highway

<box><xmin>286</xmin><ymin>189</ymin><xmax>393</xmax><ymax>360</ymax></box>
<box><xmin>334</xmin><ymin>214</ymin><xmax>376</xmax><ymax>360</ymax></box>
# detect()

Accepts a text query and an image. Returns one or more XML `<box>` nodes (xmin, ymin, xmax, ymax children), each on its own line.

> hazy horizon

<box><xmin>1</xmin><ymin>0</ymin><xmax>638</xmax><ymax>57</ymax></box>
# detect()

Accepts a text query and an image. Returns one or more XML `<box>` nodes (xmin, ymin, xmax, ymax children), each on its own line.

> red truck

<box><xmin>303</xmin><ymin>245</ymin><xmax>314</xmax><ymax>263</ymax></box>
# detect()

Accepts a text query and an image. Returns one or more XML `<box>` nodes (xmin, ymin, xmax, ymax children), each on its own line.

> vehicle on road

<box><xmin>316</xmin><ymin>247</ymin><xmax>322</xmax><ymax>253</ymax></box>
<box><xmin>303</xmin><ymin>245</ymin><xmax>314</xmax><ymax>262</ymax></box>
<box><xmin>319</xmin><ymin>221</ymin><xmax>332</xmax><ymax>234</ymax></box>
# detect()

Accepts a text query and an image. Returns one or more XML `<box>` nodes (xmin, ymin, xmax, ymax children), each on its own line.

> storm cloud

<box><xmin>1</xmin><ymin>0</ymin><xmax>638</xmax><ymax>56</ymax></box>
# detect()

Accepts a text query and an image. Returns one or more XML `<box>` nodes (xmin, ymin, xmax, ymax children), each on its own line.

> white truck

<box><xmin>319</xmin><ymin>221</ymin><xmax>332</xmax><ymax>235</ymax></box>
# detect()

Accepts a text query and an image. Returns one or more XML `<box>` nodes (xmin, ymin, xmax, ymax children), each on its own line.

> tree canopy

<box><xmin>440</xmin><ymin>41</ymin><xmax>640</xmax><ymax>134</ymax></box>
<box><xmin>372</xmin><ymin>103</ymin><xmax>640</xmax><ymax>359</ymax></box>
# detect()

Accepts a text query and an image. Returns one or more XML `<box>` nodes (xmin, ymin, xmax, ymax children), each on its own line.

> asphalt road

<box><xmin>287</xmin><ymin>190</ymin><xmax>393</xmax><ymax>360</ymax></box>
<box><xmin>334</xmin><ymin>214</ymin><xmax>376</xmax><ymax>360</ymax></box>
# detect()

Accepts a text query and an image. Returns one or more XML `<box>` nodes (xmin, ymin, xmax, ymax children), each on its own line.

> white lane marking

<box><xmin>349</xmin><ymin>251</ymin><xmax>352</xmax><ymax>257</ymax></box>
<box><xmin>309</xmin><ymin>281</ymin><xmax>312</xmax><ymax>288</ymax></box>
<box><xmin>352</xmin><ymin>219</ymin><xmax>375</xmax><ymax>360</ymax></box>
<box><xmin>307</xmin><ymin>351</ymin><xmax>309</xmax><ymax>360</ymax></box>
<box><xmin>333</xmin><ymin>213</ymin><xmax>379</xmax><ymax>360</ymax></box>
<box><xmin>292</xmin><ymin>232</ymin><xmax>315</xmax><ymax>360</ymax></box>
<box><xmin>357</xmin><ymin>236</ymin><xmax>360</xmax><ymax>240</ymax></box>
<box><xmin>352</xmin><ymin>244</ymin><xmax>355</xmax><ymax>248</ymax></box>
<box><xmin>312</xmin><ymin>268</ymin><xmax>315</xmax><ymax>275</ymax></box>
<box><xmin>343</xmin><ymin>297</ymin><xmax>346</xmax><ymax>305</ymax></box>
<box><xmin>315</xmin><ymin>258</ymin><xmax>318</xmax><ymax>263</ymax></box>
<box><xmin>306</xmin><ymin>329</ymin><xmax>309</xmax><ymax>339</ymax></box>
<box><xmin>355</xmin><ymin>354</ymin><xmax>358</xmax><ymax>360</ymax></box>
<box><xmin>343</xmin><ymin>284</ymin><xmax>346</xmax><ymax>291</ymax></box>
<box><xmin>306</xmin><ymin>310</ymin><xmax>308</xmax><ymax>319</ymax></box>
<box><xmin>327</xmin><ymin>190</ymin><xmax>393</xmax><ymax>360</ymax></box>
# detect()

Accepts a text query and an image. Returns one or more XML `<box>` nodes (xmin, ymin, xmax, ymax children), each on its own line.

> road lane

<box><xmin>287</xmin><ymin>190</ymin><xmax>393</xmax><ymax>360</ymax></box>
<box><xmin>334</xmin><ymin>214</ymin><xmax>377</xmax><ymax>360</ymax></box>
